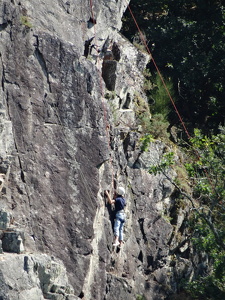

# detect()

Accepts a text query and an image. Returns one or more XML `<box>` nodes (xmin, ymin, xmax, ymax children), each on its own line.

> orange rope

<box><xmin>89</xmin><ymin>0</ymin><xmax>94</xmax><ymax>21</ymax></box>
<box><xmin>89</xmin><ymin>0</ymin><xmax>213</xmax><ymax>192</ymax></box>
<box><xmin>126</xmin><ymin>2</ymin><xmax>215</xmax><ymax>189</ymax></box>
<box><xmin>126</xmin><ymin>4</ymin><xmax>192</xmax><ymax>140</ymax></box>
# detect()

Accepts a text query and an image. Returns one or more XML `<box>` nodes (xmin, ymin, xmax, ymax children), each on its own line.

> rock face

<box><xmin>0</xmin><ymin>253</ymin><xmax>77</xmax><ymax>300</ymax></box>
<box><xmin>0</xmin><ymin>1</ymin><xmax>194</xmax><ymax>299</ymax></box>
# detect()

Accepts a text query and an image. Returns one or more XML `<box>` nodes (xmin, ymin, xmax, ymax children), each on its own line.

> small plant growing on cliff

<box><xmin>136</xmin><ymin>295</ymin><xmax>146</xmax><ymax>300</ymax></box>
<box><xmin>174</xmin><ymin>165</ymin><xmax>192</xmax><ymax>195</ymax></box>
<box><xmin>140</xmin><ymin>134</ymin><xmax>155</xmax><ymax>152</ymax></box>
<box><xmin>132</xmin><ymin>31</ymin><xmax>149</xmax><ymax>54</ymax></box>
<box><xmin>148</xmin><ymin>113</ymin><xmax>170</xmax><ymax>141</ymax></box>
<box><xmin>20</xmin><ymin>16</ymin><xmax>33</xmax><ymax>28</ymax></box>
<box><xmin>105</xmin><ymin>91</ymin><xmax>116</xmax><ymax>100</ymax></box>
<box><xmin>149</xmin><ymin>151</ymin><xmax>175</xmax><ymax>175</ymax></box>
<box><xmin>150</xmin><ymin>73</ymin><xmax>174</xmax><ymax>119</ymax></box>
<box><xmin>142</xmin><ymin>68</ymin><xmax>153</xmax><ymax>93</ymax></box>
<box><xmin>133</xmin><ymin>92</ymin><xmax>152</xmax><ymax>133</ymax></box>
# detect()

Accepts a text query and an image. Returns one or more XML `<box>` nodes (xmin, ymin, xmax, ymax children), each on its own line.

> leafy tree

<box><xmin>148</xmin><ymin>127</ymin><xmax>225</xmax><ymax>299</ymax></box>
<box><xmin>122</xmin><ymin>0</ymin><xmax>225</xmax><ymax>131</ymax></box>
<box><xmin>123</xmin><ymin>2</ymin><xmax>225</xmax><ymax>296</ymax></box>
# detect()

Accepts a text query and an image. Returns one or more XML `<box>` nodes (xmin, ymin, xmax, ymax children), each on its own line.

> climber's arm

<box><xmin>105</xmin><ymin>190</ymin><xmax>115</xmax><ymax>205</ymax></box>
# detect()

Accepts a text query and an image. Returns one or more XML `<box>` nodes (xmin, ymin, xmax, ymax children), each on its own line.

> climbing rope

<box><xmin>125</xmin><ymin>1</ymin><xmax>215</xmax><ymax>189</ymax></box>
<box><xmin>126</xmin><ymin>3</ymin><xmax>191</xmax><ymax>140</ymax></box>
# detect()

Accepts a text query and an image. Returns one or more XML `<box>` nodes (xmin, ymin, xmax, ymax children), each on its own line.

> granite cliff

<box><xmin>0</xmin><ymin>1</ymin><xmax>195</xmax><ymax>299</ymax></box>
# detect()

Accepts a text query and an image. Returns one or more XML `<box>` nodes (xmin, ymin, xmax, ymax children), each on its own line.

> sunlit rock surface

<box><xmin>0</xmin><ymin>1</ymin><xmax>195</xmax><ymax>299</ymax></box>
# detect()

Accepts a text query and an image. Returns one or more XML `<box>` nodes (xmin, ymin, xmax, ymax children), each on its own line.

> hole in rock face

<box><xmin>147</xmin><ymin>255</ymin><xmax>153</xmax><ymax>268</ymax></box>
<box><xmin>101</xmin><ymin>42</ymin><xmax>120</xmax><ymax>91</ymax></box>
<box><xmin>102</xmin><ymin>60</ymin><xmax>117</xmax><ymax>91</ymax></box>
<box><xmin>89</xmin><ymin>17</ymin><xmax>96</xmax><ymax>25</ymax></box>
<box><xmin>79</xmin><ymin>291</ymin><xmax>85</xmax><ymax>298</ymax></box>
<box><xmin>0</xmin><ymin>23</ymin><xmax>8</xmax><ymax>31</ymax></box>
<box><xmin>123</xmin><ymin>93</ymin><xmax>131</xmax><ymax>109</ymax></box>
<box><xmin>87</xmin><ymin>17</ymin><xmax>96</xmax><ymax>28</ymax></box>
<box><xmin>20</xmin><ymin>170</ymin><xmax>25</xmax><ymax>183</ymax></box>
<box><xmin>138</xmin><ymin>250</ymin><xmax>143</xmax><ymax>262</ymax></box>
<box><xmin>84</xmin><ymin>37</ymin><xmax>94</xmax><ymax>58</ymax></box>
<box><xmin>112</xmin><ymin>42</ymin><xmax>121</xmax><ymax>62</ymax></box>
<box><xmin>84</xmin><ymin>41</ymin><xmax>89</xmax><ymax>58</ymax></box>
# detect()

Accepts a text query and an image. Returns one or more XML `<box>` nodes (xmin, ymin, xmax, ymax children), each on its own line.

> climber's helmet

<box><xmin>117</xmin><ymin>186</ymin><xmax>125</xmax><ymax>197</ymax></box>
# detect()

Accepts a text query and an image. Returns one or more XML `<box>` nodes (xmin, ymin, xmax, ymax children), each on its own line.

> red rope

<box><xmin>126</xmin><ymin>2</ymin><xmax>216</xmax><ymax>189</ymax></box>
<box><xmin>89</xmin><ymin>0</ymin><xmax>213</xmax><ymax>192</ymax></box>
<box><xmin>90</xmin><ymin>1</ymin><xmax>217</xmax><ymax>198</ymax></box>
<box><xmin>89</xmin><ymin>0</ymin><xmax>94</xmax><ymax>21</ymax></box>
<box><xmin>127</xmin><ymin>4</ymin><xmax>192</xmax><ymax>140</ymax></box>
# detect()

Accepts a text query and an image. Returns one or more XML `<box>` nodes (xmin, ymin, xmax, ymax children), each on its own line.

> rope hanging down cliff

<box><xmin>125</xmin><ymin>1</ymin><xmax>215</xmax><ymax>188</ymax></box>
<box><xmin>88</xmin><ymin>0</ymin><xmax>212</xmax><ymax>190</ymax></box>
<box><xmin>125</xmin><ymin>1</ymin><xmax>191</xmax><ymax>140</ymax></box>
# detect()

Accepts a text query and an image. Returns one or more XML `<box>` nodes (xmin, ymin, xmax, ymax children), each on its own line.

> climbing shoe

<box><xmin>113</xmin><ymin>241</ymin><xmax>120</xmax><ymax>247</ymax></box>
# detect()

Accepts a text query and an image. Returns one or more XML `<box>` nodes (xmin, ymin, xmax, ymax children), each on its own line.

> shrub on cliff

<box><xmin>148</xmin><ymin>127</ymin><xmax>225</xmax><ymax>299</ymax></box>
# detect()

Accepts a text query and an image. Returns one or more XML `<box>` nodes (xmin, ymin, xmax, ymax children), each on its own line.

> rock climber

<box><xmin>105</xmin><ymin>187</ymin><xmax>126</xmax><ymax>247</ymax></box>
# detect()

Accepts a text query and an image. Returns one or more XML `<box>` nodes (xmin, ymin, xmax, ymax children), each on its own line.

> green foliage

<box><xmin>134</xmin><ymin>70</ymin><xmax>171</xmax><ymax>141</ymax></box>
<box><xmin>185</xmin><ymin>274</ymin><xmax>225</xmax><ymax>300</ymax></box>
<box><xmin>105</xmin><ymin>91</ymin><xmax>116</xmax><ymax>100</ymax></box>
<box><xmin>150</xmin><ymin>74</ymin><xmax>174</xmax><ymax>119</ymax></box>
<box><xmin>20</xmin><ymin>16</ymin><xmax>33</xmax><ymax>28</ymax></box>
<box><xmin>143</xmin><ymin>68</ymin><xmax>153</xmax><ymax>92</ymax></box>
<box><xmin>140</xmin><ymin>134</ymin><xmax>155</xmax><ymax>152</ymax></box>
<box><xmin>133</xmin><ymin>92</ymin><xmax>152</xmax><ymax>133</ymax></box>
<box><xmin>136</xmin><ymin>71</ymin><xmax>173</xmax><ymax>142</ymax></box>
<box><xmin>136</xmin><ymin>295</ymin><xmax>146</xmax><ymax>300</ymax></box>
<box><xmin>187</xmin><ymin>128</ymin><xmax>225</xmax><ymax>202</ymax></box>
<box><xmin>149</xmin><ymin>151</ymin><xmax>174</xmax><ymax>175</ymax></box>
<box><xmin>133</xmin><ymin>41</ymin><xmax>148</xmax><ymax>54</ymax></box>
<box><xmin>147</xmin><ymin>113</ymin><xmax>170</xmax><ymax>141</ymax></box>
<box><xmin>122</xmin><ymin>1</ymin><xmax>225</xmax><ymax>131</ymax></box>
<box><xmin>147</xmin><ymin>127</ymin><xmax>225</xmax><ymax>299</ymax></box>
<box><xmin>174</xmin><ymin>165</ymin><xmax>191</xmax><ymax>194</ymax></box>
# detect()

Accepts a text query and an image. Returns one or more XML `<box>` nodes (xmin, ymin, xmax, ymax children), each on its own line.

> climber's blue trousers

<box><xmin>114</xmin><ymin>211</ymin><xmax>126</xmax><ymax>241</ymax></box>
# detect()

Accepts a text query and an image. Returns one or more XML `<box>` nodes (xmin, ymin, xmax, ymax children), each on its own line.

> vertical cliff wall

<box><xmin>0</xmin><ymin>1</ymin><xmax>194</xmax><ymax>300</ymax></box>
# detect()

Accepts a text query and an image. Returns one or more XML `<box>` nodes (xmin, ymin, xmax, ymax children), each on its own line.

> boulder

<box><xmin>0</xmin><ymin>254</ymin><xmax>75</xmax><ymax>300</ymax></box>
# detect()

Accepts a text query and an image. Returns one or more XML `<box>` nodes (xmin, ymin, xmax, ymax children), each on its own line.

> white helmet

<box><xmin>117</xmin><ymin>186</ymin><xmax>125</xmax><ymax>196</ymax></box>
